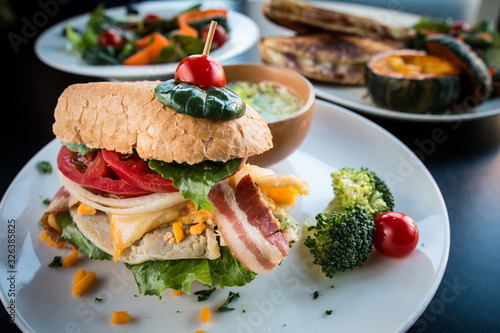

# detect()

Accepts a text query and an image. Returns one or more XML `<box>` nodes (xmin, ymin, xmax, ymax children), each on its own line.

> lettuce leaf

<box><xmin>148</xmin><ymin>158</ymin><xmax>242</xmax><ymax>210</ymax></box>
<box><xmin>56</xmin><ymin>211</ymin><xmax>112</xmax><ymax>261</ymax></box>
<box><xmin>126</xmin><ymin>246</ymin><xmax>256</xmax><ymax>297</ymax></box>
<box><xmin>61</xmin><ymin>142</ymin><xmax>97</xmax><ymax>155</ymax></box>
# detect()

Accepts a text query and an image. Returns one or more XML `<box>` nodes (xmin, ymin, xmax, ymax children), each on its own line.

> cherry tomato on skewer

<box><xmin>175</xmin><ymin>54</ymin><xmax>226</xmax><ymax>87</ymax></box>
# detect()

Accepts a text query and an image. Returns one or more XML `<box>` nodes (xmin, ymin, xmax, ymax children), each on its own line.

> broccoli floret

<box><xmin>304</xmin><ymin>205</ymin><xmax>375</xmax><ymax>278</ymax></box>
<box><xmin>323</xmin><ymin>167</ymin><xmax>394</xmax><ymax>218</ymax></box>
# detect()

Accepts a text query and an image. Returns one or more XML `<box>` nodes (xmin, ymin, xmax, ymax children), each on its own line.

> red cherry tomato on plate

<box><xmin>98</xmin><ymin>29</ymin><xmax>123</xmax><ymax>47</ymax></box>
<box><xmin>57</xmin><ymin>146</ymin><xmax>149</xmax><ymax>196</ymax></box>
<box><xmin>144</xmin><ymin>13</ymin><xmax>162</xmax><ymax>22</ymax></box>
<box><xmin>373</xmin><ymin>212</ymin><xmax>419</xmax><ymax>258</ymax></box>
<box><xmin>175</xmin><ymin>54</ymin><xmax>226</xmax><ymax>87</ymax></box>
<box><xmin>101</xmin><ymin>149</ymin><xmax>177</xmax><ymax>193</ymax></box>
<box><xmin>201</xmin><ymin>24</ymin><xmax>228</xmax><ymax>48</ymax></box>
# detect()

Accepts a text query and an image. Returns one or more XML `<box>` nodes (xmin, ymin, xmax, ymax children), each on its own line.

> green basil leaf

<box><xmin>155</xmin><ymin>80</ymin><xmax>246</xmax><ymax>120</ymax></box>
<box><xmin>148</xmin><ymin>158</ymin><xmax>242</xmax><ymax>210</ymax></box>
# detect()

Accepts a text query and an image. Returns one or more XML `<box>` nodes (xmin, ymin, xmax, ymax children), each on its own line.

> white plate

<box><xmin>34</xmin><ymin>1</ymin><xmax>259</xmax><ymax>81</ymax></box>
<box><xmin>297</xmin><ymin>2</ymin><xmax>500</xmax><ymax>122</ymax></box>
<box><xmin>315</xmin><ymin>81</ymin><xmax>500</xmax><ymax>122</ymax></box>
<box><xmin>0</xmin><ymin>100</ymin><xmax>449</xmax><ymax>332</ymax></box>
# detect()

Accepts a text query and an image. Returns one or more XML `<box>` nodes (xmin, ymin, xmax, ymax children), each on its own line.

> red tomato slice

<box><xmin>101</xmin><ymin>149</ymin><xmax>178</xmax><ymax>193</ymax></box>
<box><xmin>57</xmin><ymin>146</ymin><xmax>150</xmax><ymax>196</ymax></box>
<box><xmin>98</xmin><ymin>29</ymin><xmax>123</xmax><ymax>47</ymax></box>
<box><xmin>174</xmin><ymin>55</ymin><xmax>226</xmax><ymax>87</ymax></box>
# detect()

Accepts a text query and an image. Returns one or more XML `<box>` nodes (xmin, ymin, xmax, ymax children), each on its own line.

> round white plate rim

<box><xmin>315</xmin><ymin>87</ymin><xmax>500</xmax><ymax>122</ymax></box>
<box><xmin>34</xmin><ymin>1</ymin><xmax>259</xmax><ymax>80</ymax></box>
<box><xmin>0</xmin><ymin>100</ymin><xmax>450</xmax><ymax>332</ymax></box>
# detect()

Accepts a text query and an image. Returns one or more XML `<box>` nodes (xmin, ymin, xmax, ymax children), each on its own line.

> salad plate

<box><xmin>34</xmin><ymin>1</ymin><xmax>259</xmax><ymax>81</ymax></box>
<box><xmin>0</xmin><ymin>100</ymin><xmax>449</xmax><ymax>332</ymax></box>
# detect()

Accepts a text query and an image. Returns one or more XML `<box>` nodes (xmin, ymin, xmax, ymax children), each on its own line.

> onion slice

<box><xmin>59</xmin><ymin>171</ymin><xmax>187</xmax><ymax>215</ymax></box>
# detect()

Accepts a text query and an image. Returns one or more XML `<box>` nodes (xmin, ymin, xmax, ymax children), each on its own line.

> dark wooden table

<box><xmin>1</xmin><ymin>1</ymin><xmax>499</xmax><ymax>332</ymax></box>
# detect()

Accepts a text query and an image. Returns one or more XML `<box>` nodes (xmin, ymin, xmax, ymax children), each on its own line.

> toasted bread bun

<box><xmin>259</xmin><ymin>33</ymin><xmax>401</xmax><ymax>84</ymax></box>
<box><xmin>53</xmin><ymin>81</ymin><xmax>273</xmax><ymax>164</ymax></box>
<box><xmin>263</xmin><ymin>0</ymin><xmax>414</xmax><ymax>41</ymax></box>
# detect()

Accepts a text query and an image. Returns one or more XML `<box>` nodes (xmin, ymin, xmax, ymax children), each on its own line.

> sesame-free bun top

<box><xmin>53</xmin><ymin>81</ymin><xmax>273</xmax><ymax>164</ymax></box>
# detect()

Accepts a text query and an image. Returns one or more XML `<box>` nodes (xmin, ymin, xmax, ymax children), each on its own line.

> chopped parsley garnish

<box><xmin>48</xmin><ymin>256</ymin><xmax>62</xmax><ymax>267</ymax></box>
<box><xmin>95</xmin><ymin>298</ymin><xmax>103</xmax><ymax>303</ymax></box>
<box><xmin>194</xmin><ymin>287</ymin><xmax>216</xmax><ymax>302</ymax></box>
<box><xmin>218</xmin><ymin>291</ymin><xmax>240</xmax><ymax>312</ymax></box>
<box><xmin>313</xmin><ymin>291</ymin><xmax>320</xmax><ymax>299</ymax></box>
<box><xmin>325</xmin><ymin>310</ymin><xmax>333</xmax><ymax>316</ymax></box>
<box><xmin>37</xmin><ymin>161</ymin><xmax>52</xmax><ymax>174</ymax></box>
<box><xmin>42</xmin><ymin>198</ymin><xmax>51</xmax><ymax>205</ymax></box>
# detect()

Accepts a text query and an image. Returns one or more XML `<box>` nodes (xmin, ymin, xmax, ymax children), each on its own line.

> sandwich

<box><xmin>259</xmin><ymin>33</ymin><xmax>401</xmax><ymax>85</ymax></box>
<box><xmin>41</xmin><ymin>80</ymin><xmax>309</xmax><ymax>296</ymax></box>
<box><xmin>259</xmin><ymin>0</ymin><xmax>414</xmax><ymax>85</ymax></box>
<box><xmin>263</xmin><ymin>0</ymin><xmax>414</xmax><ymax>41</ymax></box>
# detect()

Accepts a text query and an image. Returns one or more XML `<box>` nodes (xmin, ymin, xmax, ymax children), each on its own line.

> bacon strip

<box><xmin>46</xmin><ymin>186</ymin><xmax>77</xmax><ymax>213</ymax></box>
<box><xmin>208</xmin><ymin>175</ymin><xmax>290</xmax><ymax>274</ymax></box>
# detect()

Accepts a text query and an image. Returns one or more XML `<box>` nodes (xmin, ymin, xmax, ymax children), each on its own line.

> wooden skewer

<box><xmin>202</xmin><ymin>20</ymin><xmax>218</xmax><ymax>57</ymax></box>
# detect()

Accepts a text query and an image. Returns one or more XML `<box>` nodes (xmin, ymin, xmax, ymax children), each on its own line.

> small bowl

<box><xmin>224</xmin><ymin>63</ymin><xmax>315</xmax><ymax>167</ymax></box>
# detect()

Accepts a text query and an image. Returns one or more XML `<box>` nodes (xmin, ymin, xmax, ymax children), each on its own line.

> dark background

<box><xmin>1</xmin><ymin>1</ymin><xmax>500</xmax><ymax>332</ymax></box>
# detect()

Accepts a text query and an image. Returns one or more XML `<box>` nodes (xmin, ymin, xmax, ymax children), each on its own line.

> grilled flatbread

<box><xmin>263</xmin><ymin>0</ymin><xmax>414</xmax><ymax>41</ymax></box>
<box><xmin>259</xmin><ymin>33</ymin><xmax>402</xmax><ymax>85</ymax></box>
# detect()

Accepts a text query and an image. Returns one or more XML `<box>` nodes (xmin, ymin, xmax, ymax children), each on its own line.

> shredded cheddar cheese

<box><xmin>62</xmin><ymin>250</ymin><xmax>79</xmax><ymax>267</ymax></box>
<box><xmin>200</xmin><ymin>305</ymin><xmax>211</xmax><ymax>322</ymax></box>
<box><xmin>111</xmin><ymin>311</ymin><xmax>131</xmax><ymax>324</ymax></box>
<box><xmin>172</xmin><ymin>221</ymin><xmax>185</xmax><ymax>243</ymax></box>
<box><xmin>74</xmin><ymin>268</ymin><xmax>86</xmax><ymax>285</ymax></box>
<box><xmin>172</xmin><ymin>289</ymin><xmax>183</xmax><ymax>296</ymax></box>
<box><xmin>190</xmin><ymin>222</ymin><xmax>206</xmax><ymax>235</ymax></box>
<box><xmin>72</xmin><ymin>270</ymin><xmax>96</xmax><ymax>296</ymax></box>
<box><xmin>77</xmin><ymin>203</ymin><xmax>96</xmax><ymax>215</ymax></box>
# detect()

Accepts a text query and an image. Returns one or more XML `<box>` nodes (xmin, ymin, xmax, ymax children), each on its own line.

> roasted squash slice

<box><xmin>424</xmin><ymin>34</ymin><xmax>492</xmax><ymax>106</ymax></box>
<box><xmin>365</xmin><ymin>49</ymin><xmax>462</xmax><ymax>114</ymax></box>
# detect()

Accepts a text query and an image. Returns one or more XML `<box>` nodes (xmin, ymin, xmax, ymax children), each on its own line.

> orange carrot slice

<box><xmin>177</xmin><ymin>9</ymin><xmax>227</xmax><ymax>37</ymax></box>
<box><xmin>123</xmin><ymin>32</ymin><xmax>170</xmax><ymax>65</ymax></box>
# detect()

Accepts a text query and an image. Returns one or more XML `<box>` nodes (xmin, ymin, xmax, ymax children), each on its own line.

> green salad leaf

<box><xmin>56</xmin><ymin>211</ymin><xmax>112</xmax><ymax>261</ymax></box>
<box><xmin>126</xmin><ymin>246</ymin><xmax>256</xmax><ymax>297</ymax></box>
<box><xmin>148</xmin><ymin>158</ymin><xmax>242</xmax><ymax>210</ymax></box>
<box><xmin>62</xmin><ymin>142</ymin><xmax>97</xmax><ymax>155</ymax></box>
